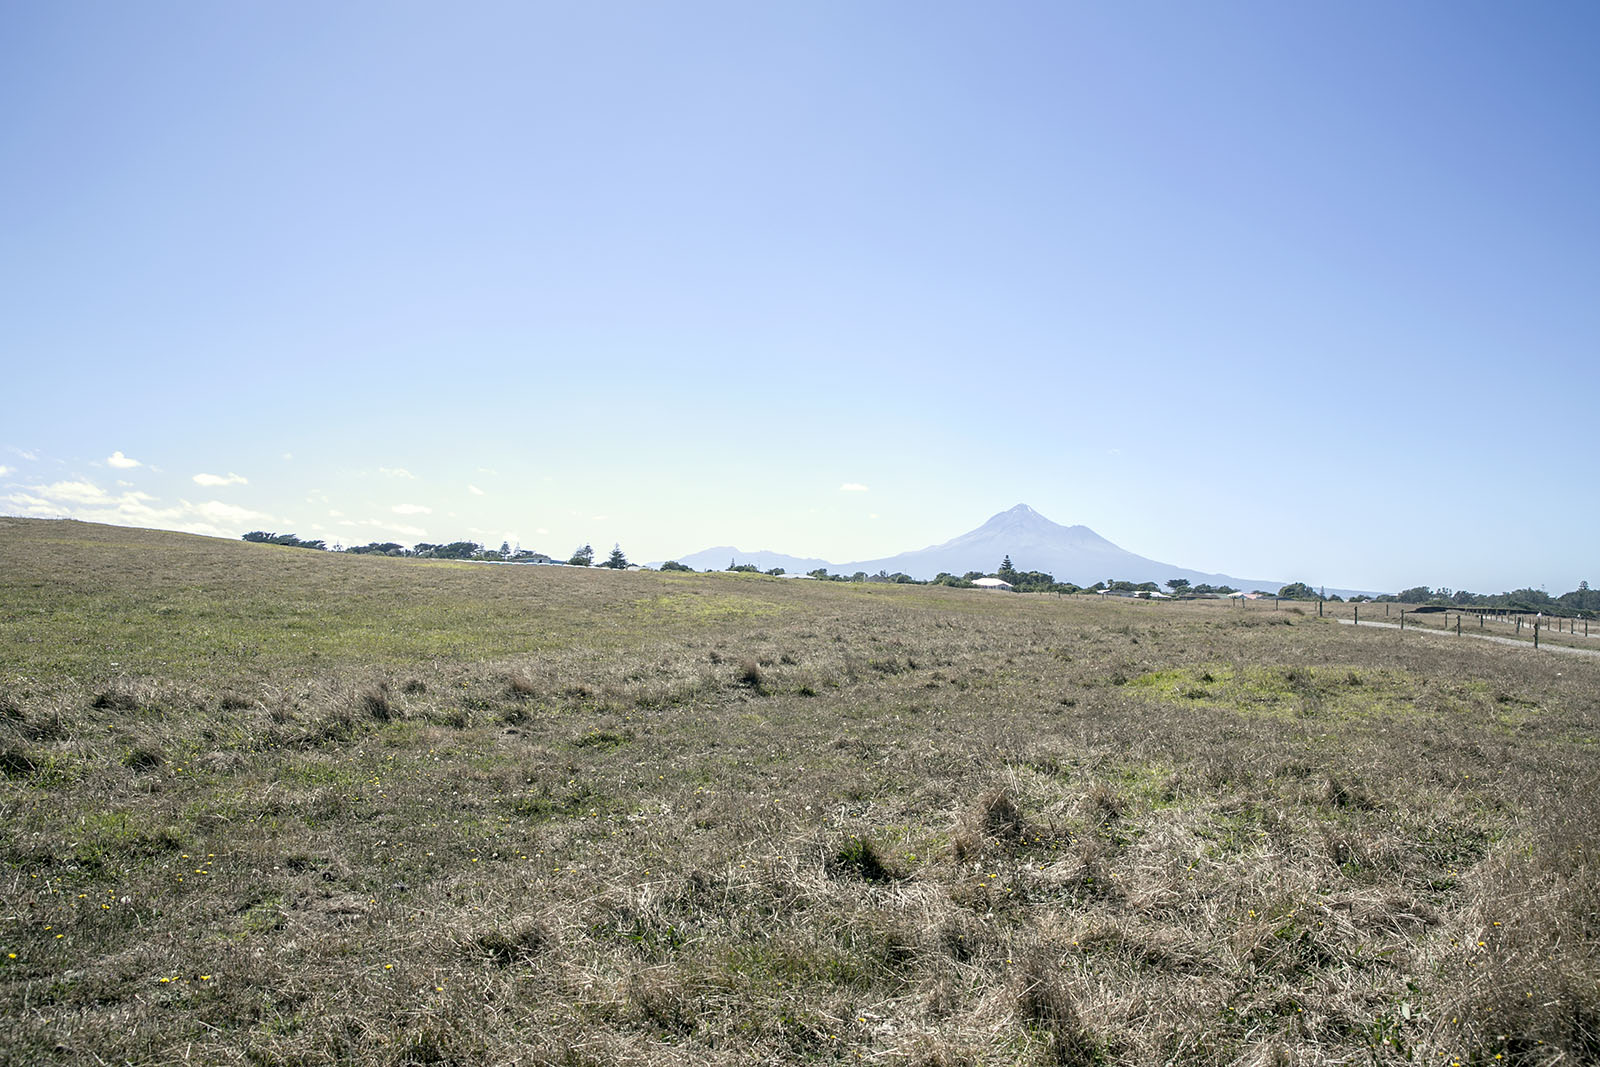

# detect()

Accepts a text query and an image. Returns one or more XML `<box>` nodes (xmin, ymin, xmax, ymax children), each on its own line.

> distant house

<box><xmin>972</xmin><ymin>577</ymin><xmax>1014</xmax><ymax>591</ymax></box>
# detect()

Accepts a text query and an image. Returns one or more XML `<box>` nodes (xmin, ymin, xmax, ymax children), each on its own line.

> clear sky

<box><xmin>3</xmin><ymin>2</ymin><xmax>1596</xmax><ymax>594</ymax></box>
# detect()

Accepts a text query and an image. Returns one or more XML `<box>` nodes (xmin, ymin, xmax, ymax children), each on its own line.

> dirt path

<box><xmin>1333</xmin><ymin>616</ymin><xmax>1600</xmax><ymax>659</ymax></box>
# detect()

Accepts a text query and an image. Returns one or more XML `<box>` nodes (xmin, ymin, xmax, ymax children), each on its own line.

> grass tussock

<box><xmin>828</xmin><ymin>834</ymin><xmax>902</xmax><ymax>882</ymax></box>
<box><xmin>356</xmin><ymin>683</ymin><xmax>396</xmax><ymax>722</ymax></box>
<box><xmin>1</xmin><ymin>517</ymin><xmax>1598</xmax><ymax>1065</ymax></box>
<box><xmin>1014</xmin><ymin>952</ymin><xmax>1101</xmax><ymax>1065</ymax></box>
<box><xmin>466</xmin><ymin>917</ymin><xmax>555</xmax><ymax>965</ymax></box>
<box><xmin>734</xmin><ymin>657</ymin><xmax>765</xmax><ymax>692</ymax></box>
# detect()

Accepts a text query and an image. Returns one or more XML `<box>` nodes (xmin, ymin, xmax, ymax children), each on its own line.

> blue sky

<box><xmin>3</xmin><ymin>1</ymin><xmax>1596</xmax><ymax>593</ymax></box>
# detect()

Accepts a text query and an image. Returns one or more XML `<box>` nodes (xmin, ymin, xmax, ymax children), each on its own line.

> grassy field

<box><xmin>3</xmin><ymin>518</ymin><xmax>1597</xmax><ymax>1066</ymax></box>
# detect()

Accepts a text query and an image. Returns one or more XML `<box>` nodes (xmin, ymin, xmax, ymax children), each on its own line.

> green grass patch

<box><xmin>1125</xmin><ymin>663</ymin><xmax>1420</xmax><ymax>720</ymax></box>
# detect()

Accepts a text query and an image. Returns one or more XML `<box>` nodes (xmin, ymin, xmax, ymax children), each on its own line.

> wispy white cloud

<box><xmin>107</xmin><ymin>451</ymin><xmax>141</xmax><ymax>469</ymax></box>
<box><xmin>840</xmin><ymin>482</ymin><xmax>869</xmax><ymax>492</ymax></box>
<box><xmin>379</xmin><ymin>467</ymin><xmax>415</xmax><ymax>479</ymax></box>
<box><xmin>2</xmin><ymin>476</ymin><xmax>274</xmax><ymax>539</ymax></box>
<box><xmin>339</xmin><ymin>518</ymin><xmax>427</xmax><ymax>538</ymax></box>
<box><xmin>467</xmin><ymin>484</ymin><xmax>484</xmax><ymax>496</ymax></box>
<box><xmin>37</xmin><ymin>479</ymin><xmax>109</xmax><ymax>504</ymax></box>
<box><xmin>392</xmin><ymin>503</ymin><xmax>432</xmax><ymax>515</ymax></box>
<box><xmin>193</xmin><ymin>472</ymin><xmax>248</xmax><ymax>487</ymax></box>
<box><xmin>188</xmin><ymin>499</ymin><xmax>272</xmax><ymax>526</ymax></box>
<box><xmin>0</xmin><ymin>465</ymin><xmax>11</xmax><ymax>477</ymax></box>
<box><xmin>10</xmin><ymin>449</ymin><xmax>39</xmax><ymax>461</ymax></box>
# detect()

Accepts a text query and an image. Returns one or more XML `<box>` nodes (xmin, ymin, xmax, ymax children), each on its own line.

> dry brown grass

<box><xmin>1</xmin><ymin>517</ymin><xmax>1597</xmax><ymax>1064</ymax></box>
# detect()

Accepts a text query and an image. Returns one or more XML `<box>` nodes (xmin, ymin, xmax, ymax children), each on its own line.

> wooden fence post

<box><xmin>1354</xmin><ymin>606</ymin><xmax>1359</xmax><ymax>625</ymax></box>
<box><xmin>1400</xmin><ymin>611</ymin><xmax>1405</xmax><ymax>631</ymax></box>
<box><xmin>1534</xmin><ymin>619</ymin><xmax>1540</xmax><ymax>649</ymax></box>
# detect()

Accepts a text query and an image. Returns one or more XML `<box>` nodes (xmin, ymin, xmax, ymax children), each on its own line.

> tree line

<box><xmin>1267</xmin><ymin>579</ymin><xmax>1598</xmax><ymax>618</ymax></box>
<box><xmin>240</xmin><ymin>533</ymin><xmax>1593</xmax><ymax>615</ymax></box>
<box><xmin>242</xmin><ymin>533</ymin><xmax>633</xmax><ymax>569</ymax></box>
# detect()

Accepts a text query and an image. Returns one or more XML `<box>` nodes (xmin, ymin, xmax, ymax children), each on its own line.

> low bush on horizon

<box><xmin>2</xmin><ymin>517</ymin><xmax>1597</xmax><ymax>1065</ymax></box>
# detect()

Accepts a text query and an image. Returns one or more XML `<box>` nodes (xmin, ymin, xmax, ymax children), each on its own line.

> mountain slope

<box><xmin>837</xmin><ymin>504</ymin><xmax>1286</xmax><ymax>588</ymax></box>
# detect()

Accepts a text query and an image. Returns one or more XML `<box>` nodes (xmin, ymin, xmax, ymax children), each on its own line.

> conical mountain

<box><xmin>838</xmin><ymin>504</ymin><xmax>1283</xmax><ymax>589</ymax></box>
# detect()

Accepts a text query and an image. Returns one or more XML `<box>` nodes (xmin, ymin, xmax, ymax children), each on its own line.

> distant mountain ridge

<box><xmin>665</xmin><ymin>504</ymin><xmax>1373</xmax><ymax>596</ymax></box>
<box><xmin>668</xmin><ymin>545</ymin><xmax>832</xmax><ymax>574</ymax></box>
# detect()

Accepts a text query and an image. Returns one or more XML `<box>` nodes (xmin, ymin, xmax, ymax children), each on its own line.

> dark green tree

<box><xmin>241</xmin><ymin>531</ymin><xmax>324</xmax><ymax>550</ymax></box>
<box><xmin>1168</xmin><ymin>578</ymin><xmax>1191</xmax><ymax>593</ymax></box>
<box><xmin>568</xmin><ymin>544</ymin><xmax>594</xmax><ymax>567</ymax></box>
<box><xmin>602</xmin><ymin>544</ymin><xmax>628</xmax><ymax>569</ymax></box>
